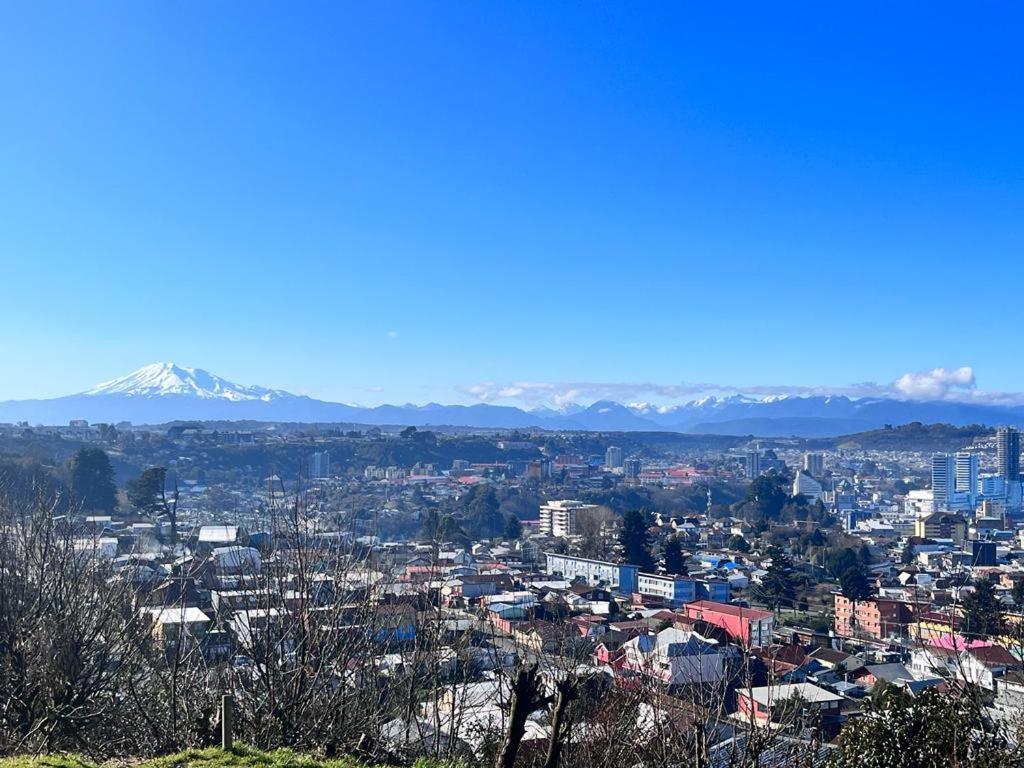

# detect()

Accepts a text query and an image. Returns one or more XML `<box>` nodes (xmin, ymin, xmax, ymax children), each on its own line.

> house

<box><xmin>753</xmin><ymin>645</ymin><xmax>811</xmax><ymax>682</ymax></box>
<box><xmin>197</xmin><ymin>525</ymin><xmax>247</xmax><ymax>549</ymax></box>
<box><xmin>680</xmin><ymin>601</ymin><xmax>774</xmax><ymax>647</ymax></box>
<box><xmin>621</xmin><ymin>626</ymin><xmax>724</xmax><ymax>686</ymax></box>
<box><xmin>908</xmin><ymin>643</ymin><xmax>1016</xmax><ymax>690</ymax></box>
<box><xmin>854</xmin><ymin>663</ymin><xmax>917</xmax><ymax>688</ymax></box>
<box><xmin>513</xmin><ymin>621</ymin><xmax>570</xmax><ymax>654</ymax></box>
<box><xmin>735</xmin><ymin>683</ymin><xmax>844</xmax><ymax>730</ymax></box>
<box><xmin>142</xmin><ymin>605</ymin><xmax>211</xmax><ymax>650</ymax></box>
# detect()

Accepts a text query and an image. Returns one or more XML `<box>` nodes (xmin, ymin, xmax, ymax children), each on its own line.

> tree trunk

<box><xmin>542</xmin><ymin>678</ymin><xmax>575</xmax><ymax>768</ymax></box>
<box><xmin>495</xmin><ymin>665</ymin><xmax>547</xmax><ymax>768</ymax></box>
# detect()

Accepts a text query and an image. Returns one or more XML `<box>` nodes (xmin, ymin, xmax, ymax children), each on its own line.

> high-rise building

<box><xmin>931</xmin><ymin>454</ymin><xmax>955</xmax><ymax>510</ymax></box>
<box><xmin>309</xmin><ymin>451</ymin><xmax>330</xmax><ymax>479</ymax></box>
<box><xmin>605</xmin><ymin>446</ymin><xmax>624</xmax><ymax>469</ymax></box>
<box><xmin>745</xmin><ymin>451</ymin><xmax>762</xmax><ymax>478</ymax></box>
<box><xmin>954</xmin><ymin>452</ymin><xmax>978</xmax><ymax>508</ymax></box>
<box><xmin>802</xmin><ymin>452</ymin><xmax>824</xmax><ymax>478</ymax></box>
<box><xmin>997</xmin><ymin>427</ymin><xmax>1021</xmax><ymax>481</ymax></box>
<box><xmin>624</xmin><ymin>458</ymin><xmax>642</xmax><ymax>480</ymax></box>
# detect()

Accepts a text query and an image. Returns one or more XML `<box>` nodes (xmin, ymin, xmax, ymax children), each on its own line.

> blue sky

<box><xmin>2</xmin><ymin>3</ymin><xmax>1023</xmax><ymax>406</ymax></box>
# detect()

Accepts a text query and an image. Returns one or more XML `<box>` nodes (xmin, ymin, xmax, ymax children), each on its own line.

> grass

<box><xmin>0</xmin><ymin>744</ymin><xmax>397</xmax><ymax>768</ymax></box>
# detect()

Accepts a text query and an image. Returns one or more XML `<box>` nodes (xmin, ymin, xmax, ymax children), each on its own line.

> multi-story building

<box><xmin>833</xmin><ymin>594</ymin><xmax>914</xmax><ymax>639</ymax></box>
<box><xmin>543</xmin><ymin>553</ymin><xmax>728</xmax><ymax>606</ymax></box>
<box><xmin>309</xmin><ymin>451</ymin><xmax>330</xmax><ymax>479</ymax></box>
<box><xmin>745</xmin><ymin>451</ymin><xmax>761</xmax><ymax>478</ymax></box>
<box><xmin>544</xmin><ymin>552</ymin><xmax>619</xmax><ymax>585</ymax></box>
<box><xmin>802</xmin><ymin>452</ymin><xmax>824</xmax><ymax>478</ymax></box>
<box><xmin>998</xmin><ymin>426</ymin><xmax>1021</xmax><ymax>481</ymax></box>
<box><xmin>914</xmin><ymin>510</ymin><xmax>967</xmax><ymax>545</ymax></box>
<box><xmin>792</xmin><ymin>471</ymin><xmax>823</xmax><ymax>502</ymax></box>
<box><xmin>931</xmin><ymin>454</ymin><xmax>955</xmax><ymax>510</ymax></box>
<box><xmin>538</xmin><ymin>500</ymin><xmax>597</xmax><ymax>537</ymax></box>
<box><xmin>954</xmin><ymin>452</ymin><xmax>978</xmax><ymax>509</ymax></box>
<box><xmin>624</xmin><ymin>458</ymin><xmax>642</xmax><ymax>480</ymax></box>
<box><xmin>605</xmin><ymin>446</ymin><xmax>624</xmax><ymax>469</ymax></box>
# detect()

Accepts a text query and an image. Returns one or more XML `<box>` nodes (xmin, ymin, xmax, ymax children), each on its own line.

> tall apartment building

<box><xmin>538</xmin><ymin>500</ymin><xmax>597</xmax><ymax>538</ymax></box>
<box><xmin>624</xmin><ymin>458</ymin><xmax>642</xmax><ymax>480</ymax></box>
<box><xmin>802</xmin><ymin>452</ymin><xmax>824</xmax><ymax>478</ymax></box>
<box><xmin>954</xmin><ymin>452</ymin><xmax>978</xmax><ymax>508</ymax></box>
<box><xmin>998</xmin><ymin>426</ymin><xmax>1021</xmax><ymax>481</ymax></box>
<box><xmin>745</xmin><ymin>451</ymin><xmax>761</xmax><ymax>478</ymax></box>
<box><xmin>605</xmin><ymin>446</ymin><xmax>624</xmax><ymax>469</ymax></box>
<box><xmin>309</xmin><ymin>451</ymin><xmax>330</xmax><ymax>479</ymax></box>
<box><xmin>931</xmin><ymin>454</ymin><xmax>955</xmax><ymax>510</ymax></box>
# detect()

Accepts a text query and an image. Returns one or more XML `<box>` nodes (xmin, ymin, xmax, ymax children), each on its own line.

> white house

<box><xmin>622</xmin><ymin>627</ymin><xmax>723</xmax><ymax>686</ymax></box>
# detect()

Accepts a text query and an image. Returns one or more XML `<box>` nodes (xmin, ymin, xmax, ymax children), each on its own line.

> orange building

<box><xmin>834</xmin><ymin>594</ymin><xmax>914</xmax><ymax>640</ymax></box>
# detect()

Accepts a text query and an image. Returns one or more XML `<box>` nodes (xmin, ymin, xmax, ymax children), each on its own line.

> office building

<box><xmin>954</xmin><ymin>452</ymin><xmax>978</xmax><ymax>508</ymax></box>
<box><xmin>802</xmin><ymin>452</ymin><xmax>824</xmax><ymax>478</ymax></box>
<box><xmin>931</xmin><ymin>454</ymin><xmax>955</xmax><ymax>510</ymax></box>
<box><xmin>309</xmin><ymin>451</ymin><xmax>330</xmax><ymax>479</ymax></box>
<box><xmin>998</xmin><ymin>427</ymin><xmax>1021</xmax><ymax>481</ymax></box>
<box><xmin>605</xmin><ymin>446</ymin><xmax>624</xmax><ymax>469</ymax></box>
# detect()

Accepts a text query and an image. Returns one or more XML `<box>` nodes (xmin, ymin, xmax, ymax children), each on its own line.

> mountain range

<box><xmin>2</xmin><ymin>362</ymin><xmax>1023</xmax><ymax>437</ymax></box>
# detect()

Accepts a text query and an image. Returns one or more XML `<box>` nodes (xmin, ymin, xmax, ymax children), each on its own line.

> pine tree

<box><xmin>900</xmin><ymin>540</ymin><xmax>916</xmax><ymax>565</ymax></box>
<box><xmin>503</xmin><ymin>514</ymin><xmax>523</xmax><ymax>540</ymax></box>
<box><xmin>67</xmin><ymin>447</ymin><xmax>117</xmax><ymax>513</ymax></box>
<box><xmin>754</xmin><ymin>548</ymin><xmax>797</xmax><ymax>615</ymax></box>
<box><xmin>618</xmin><ymin>509</ymin><xmax>654</xmax><ymax>571</ymax></box>
<box><xmin>663</xmin><ymin>537</ymin><xmax>687</xmax><ymax>575</ymax></box>
<box><xmin>840</xmin><ymin>565</ymin><xmax>873</xmax><ymax>602</ymax></box>
<box><xmin>962</xmin><ymin>578</ymin><xmax>1003</xmax><ymax>639</ymax></box>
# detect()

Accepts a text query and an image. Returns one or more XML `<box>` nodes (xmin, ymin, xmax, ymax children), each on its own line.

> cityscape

<box><xmin>3</xmin><ymin>4</ymin><xmax>1024</xmax><ymax>768</ymax></box>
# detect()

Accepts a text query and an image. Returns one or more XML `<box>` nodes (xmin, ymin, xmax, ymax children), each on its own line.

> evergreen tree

<box><xmin>900</xmin><ymin>539</ymin><xmax>916</xmax><ymax>565</ymax></box>
<box><xmin>663</xmin><ymin>537</ymin><xmax>687</xmax><ymax>575</ymax></box>
<box><xmin>727</xmin><ymin>534</ymin><xmax>750</xmax><ymax>553</ymax></box>
<box><xmin>126</xmin><ymin>466</ymin><xmax>179</xmax><ymax>544</ymax></box>
<box><xmin>962</xmin><ymin>578</ymin><xmax>1004</xmax><ymax>639</ymax></box>
<box><xmin>1012</xmin><ymin>578</ymin><xmax>1024</xmax><ymax>607</ymax></box>
<box><xmin>754</xmin><ymin>548</ymin><xmax>797</xmax><ymax>615</ymax></box>
<box><xmin>840</xmin><ymin>564</ymin><xmax>873</xmax><ymax>602</ymax></box>
<box><xmin>67</xmin><ymin>447</ymin><xmax>117</xmax><ymax>513</ymax></box>
<box><xmin>831</xmin><ymin>689</ymin><xmax>1008</xmax><ymax>768</ymax></box>
<box><xmin>618</xmin><ymin>509</ymin><xmax>654</xmax><ymax>571</ymax></box>
<box><xmin>503</xmin><ymin>514</ymin><xmax>523</xmax><ymax>540</ymax></box>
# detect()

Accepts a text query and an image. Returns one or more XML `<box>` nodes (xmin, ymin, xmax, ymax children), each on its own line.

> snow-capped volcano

<box><xmin>3</xmin><ymin>362</ymin><xmax>1024</xmax><ymax>435</ymax></box>
<box><xmin>83</xmin><ymin>363</ymin><xmax>292</xmax><ymax>402</ymax></box>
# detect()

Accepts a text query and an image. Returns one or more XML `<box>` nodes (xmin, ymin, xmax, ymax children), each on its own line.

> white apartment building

<box><xmin>538</xmin><ymin>499</ymin><xmax>597</xmax><ymax>537</ymax></box>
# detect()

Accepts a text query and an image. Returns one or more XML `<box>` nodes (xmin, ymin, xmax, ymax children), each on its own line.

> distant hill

<box><xmin>804</xmin><ymin>422</ymin><xmax>994</xmax><ymax>451</ymax></box>
<box><xmin>2</xmin><ymin>363</ymin><xmax>1024</xmax><ymax>437</ymax></box>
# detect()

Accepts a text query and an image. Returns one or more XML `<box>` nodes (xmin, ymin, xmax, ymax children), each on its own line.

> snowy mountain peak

<box><xmin>82</xmin><ymin>363</ymin><xmax>292</xmax><ymax>402</ymax></box>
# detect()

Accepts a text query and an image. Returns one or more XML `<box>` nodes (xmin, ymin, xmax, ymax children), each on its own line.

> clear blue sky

<box><xmin>2</xmin><ymin>3</ymin><xmax>1023</xmax><ymax>406</ymax></box>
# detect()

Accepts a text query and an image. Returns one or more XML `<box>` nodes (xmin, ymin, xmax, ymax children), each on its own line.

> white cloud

<box><xmin>458</xmin><ymin>365</ymin><xmax>1024</xmax><ymax>408</ymax></box>
<box><xmin>893</xmin><ymin>366</ymin><xmax>975</xmax><ymax>400</ymax></box>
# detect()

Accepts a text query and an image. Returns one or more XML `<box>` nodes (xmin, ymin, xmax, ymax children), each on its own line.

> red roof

<box><xmin>685</xmin><ymin>600</ymin><xmax>773</xmax><ymax>621</ymax></box>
